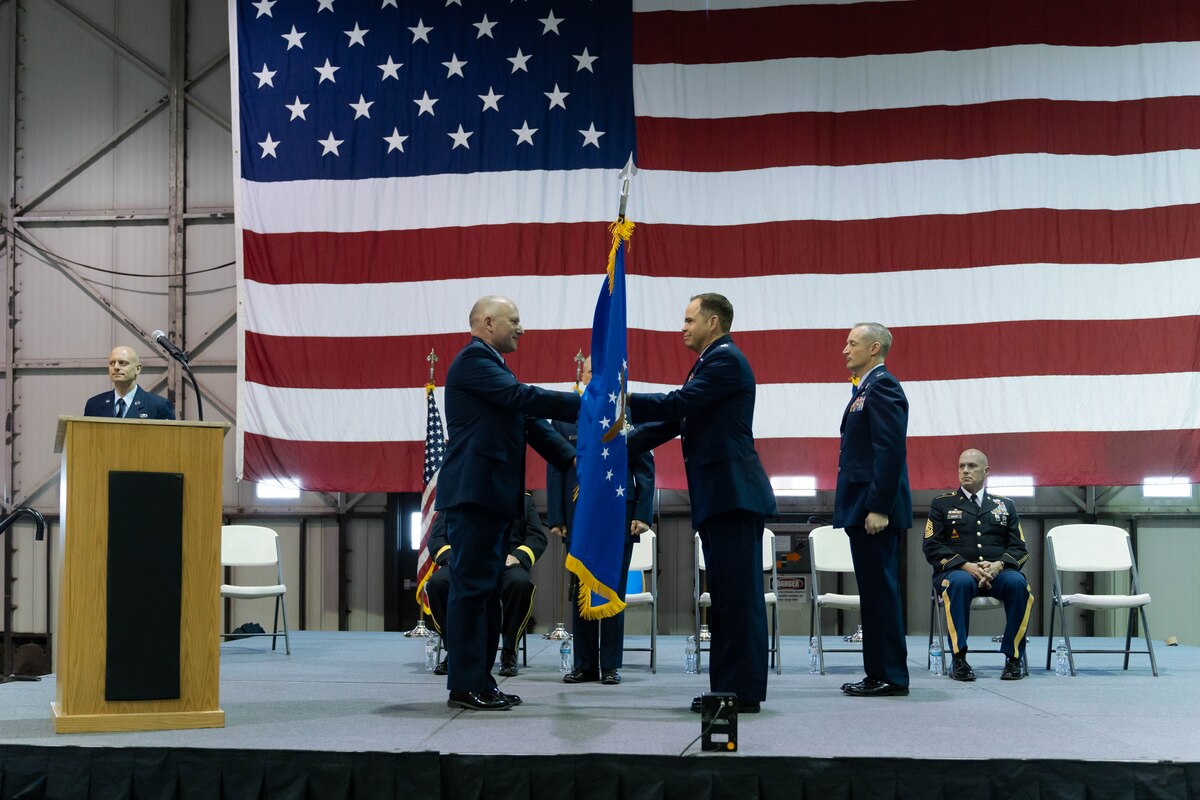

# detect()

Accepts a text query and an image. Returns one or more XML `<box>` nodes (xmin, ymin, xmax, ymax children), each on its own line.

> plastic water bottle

<box><xmin>684</xmin><ymin>635</ymin><xmax>699</xmax><ymax>674</ymax></box>
<box><xmin>424</xmin><ymin>637</ymin><xmax>437</xmax><ymax>671</ymax></box>
<box><xmin>929</xmin><ymin>639</ymin><xmax>944</xmax><ymax>676</ymax></box>
<box><xmin>559</xmin><ymin>638</ymin><xmax>573</xmax><ymax>673</ymax></box>
<box><xmin>1055</xmin><ymin>640</ymin><xmax>1070</xmax><ymax>676</ymax></box>
<box><xmin>808</xmin><ymin>637</ymin><xmax>820</xmax><ymax>674</ymax></box>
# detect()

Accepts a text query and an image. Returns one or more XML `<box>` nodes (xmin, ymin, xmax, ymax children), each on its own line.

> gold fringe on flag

<box><xmin>605</xmin><ymin>218</ymin><xmax>635</xmax><ymax>293</ymax></box>
<box><xmin>564</xmin><ymin>553</ymin><xmax>627</xmax><ymax>620</ymax></box>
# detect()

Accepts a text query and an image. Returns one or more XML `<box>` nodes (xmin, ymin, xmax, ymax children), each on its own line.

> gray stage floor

<box><xmin>0</xmin><ymin>632</ymin><xmax>1193</xmax><ymax>761</ymax></box>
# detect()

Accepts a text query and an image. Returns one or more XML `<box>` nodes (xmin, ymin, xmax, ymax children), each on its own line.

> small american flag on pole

<box><xmin>414</xmin><ymin>383</ymin><xmax>446</xmax><ymax>613</ymax></box>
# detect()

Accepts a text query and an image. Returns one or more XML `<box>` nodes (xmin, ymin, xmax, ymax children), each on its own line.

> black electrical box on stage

<box><xmin>700</xmin><ymin>692</ymin><xmax>738</xmax><ymax>752</ymax></box>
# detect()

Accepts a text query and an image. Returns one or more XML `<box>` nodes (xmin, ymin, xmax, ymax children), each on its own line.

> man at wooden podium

<box><xmin>83</xmin><ymin>345</ymin><xmax>175</xmax><ymax>420</ymax></box>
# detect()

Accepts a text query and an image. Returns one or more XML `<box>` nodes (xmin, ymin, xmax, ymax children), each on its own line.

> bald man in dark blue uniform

<box><xmin>436</xmin><ymin>295</ymin><xmax>579</xmax><ymax>711</ymax></box>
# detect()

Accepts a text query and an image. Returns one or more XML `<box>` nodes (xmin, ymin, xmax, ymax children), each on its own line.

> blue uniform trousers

<box><xmin>847</xmin><ymin>525</ymin><xmax>910</xmax><ymax>687</ymax></box>
<box><xmin>444</xmin><ymin>504</ymin><xmax>511</xmax><ymax>693</ymax></box>
<box><xmin>936</xmin><ymin>568</ymin><xmax>1034</xmax><ymax>659</ymax></box>
<box><xmin>571</xmin><ymin>531</ymin><xmax>636</xmax><ymax>671</ymax></box>
<box><xmin>699</xmin><ymin>511</ymin><xmax>768</xmax><ymax>703</ymax></box>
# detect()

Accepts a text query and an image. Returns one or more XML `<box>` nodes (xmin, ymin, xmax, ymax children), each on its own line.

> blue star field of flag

<box><xmin>236</xmin><ymin>0</ymin><xmax>635</xmax><ymax>182</ymax></box>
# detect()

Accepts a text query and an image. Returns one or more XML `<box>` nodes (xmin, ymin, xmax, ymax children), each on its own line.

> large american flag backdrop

<box><xmin>231</xmin><ymin>0</ymin><xmax>1200</xmax><ymax>493</ymax></box>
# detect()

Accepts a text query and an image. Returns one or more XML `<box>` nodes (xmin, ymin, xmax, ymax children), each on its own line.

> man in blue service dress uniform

<box><xmin>834</xmin><ymin>323</ymin><xmax>912</xmax><ymax>697</ymax></box>
<box><xmin>83</xmin><ymin>345</ymin><xmax>176</xmax><ymax>420</ymax></box>
<box><xmin>548</xmin><ymin>356</ymin><xmax>656</xmax><ymax>686</ymax></box>
<box><xmin>924</xmin><ymin>448</ymin><xmax>1033</xmax><ymax>681</ymax></box>
<box><xmin>628</xmin><ymin>293</ymin><xmax>776</xmax><ymax>713</ymax></box>
<box><xmin>436</xmin><ymin>296</ymin><xmax>580</xmax><ymax>711</ymax></box>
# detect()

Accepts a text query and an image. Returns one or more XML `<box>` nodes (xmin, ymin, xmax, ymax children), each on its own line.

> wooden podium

<box><xmin>52</xmin><ymin>415</ymin><xmax>229</xmax><ymax>733</ymax></box>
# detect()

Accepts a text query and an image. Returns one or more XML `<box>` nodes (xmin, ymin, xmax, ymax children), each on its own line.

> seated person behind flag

<box><xmin>425</xmin><ymin>491</ymin><xmax>549</xmax><ymax>677</ymax></box>
<box><xmin>548</xmin><ymin>355</ymin><xmax>655</xmax><ymax>686</ymax></box>
<box><xmin>924</xmin><ymin>448</ymin><xmax>1034</xmax><ymax>681</ymax></box>
<box><xmin>83</xmin><ymin>344</ymin><xmax>175</xmax><ymax>420</ymax></box>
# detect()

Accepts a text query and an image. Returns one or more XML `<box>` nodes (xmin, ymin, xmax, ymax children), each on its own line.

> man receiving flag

<box><xmin>628</xmin><ymin>293</ymin><xmax>777</xmax><ymax>713</ymax></box>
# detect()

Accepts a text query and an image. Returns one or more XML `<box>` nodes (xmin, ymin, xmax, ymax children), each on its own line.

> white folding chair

<box><xmin>622</xmin><ymin>529</ymin><xmax>658</xmax><ymax>673</ymax></box>
<box><xmin>693</xmin><ymin>529</ymin><xmax>781</xmax><ymax>675</ymax></box>
<box><xmin>220</xmin><ymin>525</ymin><xmax>291</xmax><ymax>655</ymax></box>
<box><xmin>1044</xmin><ymin>524</ymin><xmax>1156</xmax><ymax>676</ymax></box>
<box><xmin>807</xmin><ymin>526</ymin><xmax>861</xmax><ymax>674</ymax></box>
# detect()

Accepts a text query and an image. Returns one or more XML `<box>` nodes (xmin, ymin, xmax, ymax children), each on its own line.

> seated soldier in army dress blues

<box><xmin>923</xmin><ymin>449</ymin><xmax>1034</xmax><ymax>681</ymax></box>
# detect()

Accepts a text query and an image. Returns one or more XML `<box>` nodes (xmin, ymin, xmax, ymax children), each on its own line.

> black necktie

<box><xmin>969</xmin><ymin>493</ymin><xmax>979</xmax><ymax>508</ymax></box>
<box><xmin>115</xmin><ymin>398</ymin><xmax>126</xmax><ymax>418</ymax></box>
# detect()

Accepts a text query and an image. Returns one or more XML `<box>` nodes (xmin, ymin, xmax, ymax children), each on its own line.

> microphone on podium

<box><xmin>151</xmin><ymin>330</ymin><xmax>188</xmax><ymax>363</ymax></box>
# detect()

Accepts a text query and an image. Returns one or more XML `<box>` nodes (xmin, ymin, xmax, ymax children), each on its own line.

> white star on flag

<box><xmin>377</xmin><ymin>56</ymin><xmax>403</xmax><ymax>80</ymax></box>
<box><xmin>414</xmin><ymin>91</ymin><xmax>438</xmax><ymax>116</ymax></box>
<box><xmin>350</xmin><ymin>95</ymin><xmax>373</xmax><ymax>119</ymax></box>
<box><xmin>573</xmin><ymin>48</ymin><xmax>597</xmax><ymax>72</ymax></box>
<box><xmin>479</xmin><ymin>87</ymin><xmax>503</xmax><ymax>111</ymax></box>
<box><xmin>384</xmin><ymin>128</ymin><xmax>408</xmax><ymax>153</ymax></box>
<box><xmin>473</xmin><ymin>14</ymin><xmax>497</xmax><ymax>38</ymax></box>
<box><xmin>409</xmin><ymin>19</ymin><xmax>432</xmax><ymax>43</ymax></box>
<box><xmin>512</xmin><ymin>120</ymin><xmax>537</xmax><ymax>145</ymax></box>
<box><xmin>507</xmin><ymin>48</ymin><xmax>531</xmax><ymax>73</ymax></box>
<box><xmin>539</xmin><ymin>10</ymin><xmax>564</xmax><ymax>34</ymax></box>
<box><xmin>599</xmin><ymin>416</ymin><xmax>611</xmax><ymax>429</ymax></box>
<box><xmin>448</xmin><ymin>124</ymin><xmax>473</xmax><ymax>149</ymax></box>
<box><xmin>579</xmin><ymin>123</ymin><xmax>605</xmax><ymax>148</ymax></box>
<box><xmin>285</xmin><ymin>96</ymin><xmax>309</xmax><ymax>120</ymax></box>
<box><xmin>616</xmin><ymin>486</ymin><xmax>626</xmax><ymax>498</ymax></box>
<box><xmin>442</xmin><ymin>54</ymin><xmax>467</xmax><ymax>79</ymax></box>
<box><xmin>319</xmin><ymin>132</ymin><xmax>343</xmax><ymax>156</ymax></box>
<box><xmin>253</xmin><ymin>64</ymin><xmax>276</xmax><ymax>88</ymax></box>
<box><xmin>258</xmin><ymin>133</ymin><xmax>279</xmax><ymax>158</ymax></box>
<box><xmin>345</xmin><ymin>23</ymin><xmax>368</xmax><ymax>47</ymax></box>
<box><xmin>606</xmin><ymin>470</ymin><xmax>614</xmax><ymax>481</ymax></box>
<box><xmin>281</xmin><ymin>25</ymin><xmax>305</xmax><ymax>49</ymax></box>
<box><xmin>545</xmin><ymin>84</ymin><xmax>569</xmax><ymax>110</ymax></box>
<box><xmin>317</xmin><ymin>0</ymin><xmax>334</xmax><ymax>11</ymax></box>
<box><xmin>251</xmin><ymin>0</ymin><xmax>274</xmax><ymax>18</ymax></box>
<box><xmin>315</xmin><ymin>59</ymin><xmax>339</xmax><ymax>83</ymax></box>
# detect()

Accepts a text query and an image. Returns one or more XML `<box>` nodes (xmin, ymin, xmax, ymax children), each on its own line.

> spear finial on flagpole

<box><xmin>617</xmin><ymin>153</ymin><xmax>637</xmax><ymax>223</ymax></box>
<box><xmin>425</xmin><ymin>348</ymin><xmax>438</xmax><ymax>391</ymax></box>
<box><xmin>574</xmin><ymin>349</ymin><xmax>585</xmax><ymax>390</ymax></box>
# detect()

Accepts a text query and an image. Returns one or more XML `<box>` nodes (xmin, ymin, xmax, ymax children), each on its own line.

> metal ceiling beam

<box><xmin>14</xmin><ymin>96</ymin><xmax>168</xmax><ymax>216</ymax></box>
<box><xmin>41</xmin><ymin>0</ymin><xmax>228</xmax><ymax>130</ymax></box>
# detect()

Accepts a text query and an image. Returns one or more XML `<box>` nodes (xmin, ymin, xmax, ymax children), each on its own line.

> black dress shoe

<box><xmin>1001</xmin><ymin>657</ymin><xmax>1024</xmax><ymax>680</ymax></box>
<box><xmin>448</xmin><ymin>690</ymin><xmax>511</xmax><ymax>710</ymax></box>
<box><xmin>842</xmin><ymin>678</ymin><xmax>909</xmax><ymax>697</ymax></box>
<box><xmin>562</xmin><ymin>669</ymin><xmax>599</xmax><ymax>684</ymax></box>
<box><xmin>498</xmin><ymin>649</ymin><xmax>519</xmax><ymax>677</ymax></box>
<box><xmin>950</xmin><ymin>653</ymin><xmax>976</xmax><ymax>682</ymax></box>
<box><xmin>841</xmin><ymin>678</ymin><xmax>871</xmax><ymax>692</ymax></box>
<box><xmin>600</xmin><ymin>668</ymin><xmax>621</xmax><ymax>685</ymax></box>
<box><xmin>485</xmin><ymin>686</ymin><xmax>522</xmax><ymax>706</ymax></box>
<box><xmin>434</xmin><ymin>656</ymin><xmax>448</xmax><ymax>676</ymax></box>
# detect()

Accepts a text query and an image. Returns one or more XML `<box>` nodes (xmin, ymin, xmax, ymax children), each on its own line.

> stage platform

<box><xmin>1</xmin><ymin>632</ymin><xmax>1197</xmax><ymax>798</ymax></box>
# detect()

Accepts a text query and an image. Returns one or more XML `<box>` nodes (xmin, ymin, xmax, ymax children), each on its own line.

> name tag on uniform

<box><xmin>849</xmin><ymin>394</ymin><xmax>866</xmax><ymax>413</ymax></box>
<box><xmin>946</xmin><ymin>508</ymin><xmax>963</xmax><ymax>520</ymax></box>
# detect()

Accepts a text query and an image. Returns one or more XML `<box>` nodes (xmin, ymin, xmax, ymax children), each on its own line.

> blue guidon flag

<box><xmin>565</xmin><ymin>220</ymin><xmax>633</xmax><ymax>620</ymax></box>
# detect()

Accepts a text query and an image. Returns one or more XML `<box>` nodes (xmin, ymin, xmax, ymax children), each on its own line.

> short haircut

<box><xmin>691</xmin><ymin>292</ymin><xmax>734</xmax><ymax>333</ymax></box>
<box><xmin>853</xmin><ymin>322</ymin><xmax>893</xmax><ymax>357</ymax></box>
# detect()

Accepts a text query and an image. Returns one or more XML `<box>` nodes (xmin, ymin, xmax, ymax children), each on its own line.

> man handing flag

<box><xmin>566</xmin><ymin>220</ymin><xmax>634</xmax><ymax>620</ymax></box>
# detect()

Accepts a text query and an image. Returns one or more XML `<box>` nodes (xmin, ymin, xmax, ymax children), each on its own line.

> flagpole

<box><xmin>545</xmin><ymin>349</ymin><xmax>587</xmax><ymax>641</ymax></box>
<box><xmin>405</xmin><ymin>348</ymin><xmax>441</xmax><ymax>638</ymax></box>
